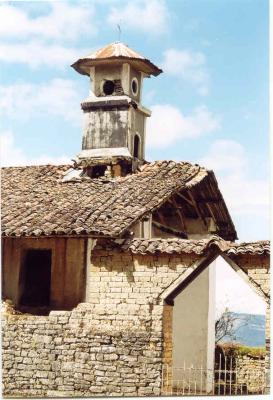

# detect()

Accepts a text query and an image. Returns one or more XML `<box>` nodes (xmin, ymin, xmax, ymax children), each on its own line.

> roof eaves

<box><xmin>106</xmin><ymin>237</ymin><xmax>270</xmax><ymax>257</ymax></box>
<box><xmin>117</xmin><ymin>165</ymin><xmax>209</xmax><ymax>237</ymax></box>
<box><xmin>206</xmin><ymin>170</ymin><xmax>238</xmax><ymax>241</ymax></box>
<box><xmin>71</xmin><ymin>56</ymin><xmax>163</xmax><ymax>77</ymax></box>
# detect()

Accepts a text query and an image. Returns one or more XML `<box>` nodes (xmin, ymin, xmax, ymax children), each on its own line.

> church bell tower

<box><xmin>71</xmin><ymin>42</ymin><xmax>162</xmax><ymax>177</ymax></box>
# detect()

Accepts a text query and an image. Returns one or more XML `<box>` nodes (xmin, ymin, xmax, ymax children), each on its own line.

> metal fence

<box><xmin>161</xmin><ymin>356</ymin><xmax>266</xmax><ymax>396</ymax></box>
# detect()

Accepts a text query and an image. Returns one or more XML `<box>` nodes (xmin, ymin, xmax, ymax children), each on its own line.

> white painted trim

<box><xmin>77</xmin><ymin>147</ymin><xmax>132</xmax><ymax>158</ymax></box>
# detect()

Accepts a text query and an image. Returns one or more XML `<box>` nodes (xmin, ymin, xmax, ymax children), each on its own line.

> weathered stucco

<box><xmin>82</xmin><ymin>108</ymin><xmax>129</xmax><ymax>150</ymax></box>
<box><xmin>93</xmin><ymin>64</ymin><xmax>123</xmax><ymax>97</ymax></box>
<box><xmin>172</xmin><ymin>265</ymin><xmax>214</xmax><ymax>371</ymax></box>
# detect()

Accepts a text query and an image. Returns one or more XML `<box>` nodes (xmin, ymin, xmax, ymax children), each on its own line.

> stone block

<box><xmin>36</xmin><ymin>370</ymin><xmax>49</xmax><ymax>378</ymax></box>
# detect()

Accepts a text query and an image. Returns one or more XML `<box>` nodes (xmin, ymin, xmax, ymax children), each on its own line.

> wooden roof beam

<box><xmin>205</xmin><ymin>202</ymin><xmax>218</xmax><ymax>229</ymax></box>
<box><xmin>152</xmin><ymin>220</ymin><xmax>187</xmax><ymax>239</ymax></box>
<box><xmin>195</xmin><ymin>198</ymin><xmax>220</xmax><ymax>203</ymax></box>
<box><xmin>176</xmin><ymin>192</ymin><xmax>219</xmax><ymax>233</ymax></box>
<box><xmin>154</xmin><ymin>209</ymin><xmax>167</xmax><ymax>226</ymax></box>
<box><xmin>169</xmin><ymin>196</ymin><xmax>187</xmax><ymax>232</ymax></box>
<box><xmin>187</xmin><ymin>190</ymin><xmax>208</xmax><ymax>230</ymax></box>
<box><xmin>175</xmin><ymin>191</ymin><xmax>195</xmax><ymax>207</ymax></box>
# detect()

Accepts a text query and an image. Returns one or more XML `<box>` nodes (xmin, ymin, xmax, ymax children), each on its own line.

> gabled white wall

<box><xmin>172</xmin><ymin>261</ymin><xmax>215</xmax><ymax>392</ymax></box>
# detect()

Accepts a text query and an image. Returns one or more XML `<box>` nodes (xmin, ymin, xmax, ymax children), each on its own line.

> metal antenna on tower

<box><xmin>117</xmin><ymin>24</ymin><xmax>121</xmax><ymax>42</ymax></box>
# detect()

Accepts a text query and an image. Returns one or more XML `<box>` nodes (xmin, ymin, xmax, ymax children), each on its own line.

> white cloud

<box><xmin>218</xmin><ymin>174</ymin><xmax>269</xmax><ymax>216</ymax></box>
<box><xmin>146</xmin><ymin>104</ymin><xmax>220</xmax><ymax>148</ymax></box>
<box><xmin>0</xmin><ymin>3</ymin><xmax>95</xmax><ymax>69</ymax></box>
<box><xmin>0</xmin><ymin>41</ymin><xmax>89</xmax><ymax>69</ymax></box>
<box><xmin>215</xmin><ymin>257</ymin><xmax>266</xmax><ymax>316</ymax></box>
<box><xmin>0</xmin><ymin>3</ymin><xmax>96</xmax><ymax>41</ymax></box>
<box><xmin>107</xmin><ymin>0</ymin><xmax>169</xmax><ymax>35</ymax></box>
<box><xmin>0</xmin><ymin>79</ymin><xmax>84</xmax><ymax>125</ymax></box>
<box><xmin>199</xmin><ymin>139</ymin><xmax>269</xmax><ymax>216</ymax></box>
<box><xmin>200</xmin><ymin>140</ymin><xmax>247</xmax><ymax>173</ymax></box>
<box><xmin>0</xmin><ymin>130</ymin><xmax>70</xmax><ymax>167</ymax></box>
<box><xmin>162</xmin><ymin>48</ymin><xmax>209</xmax><ymax>95</ymax></box>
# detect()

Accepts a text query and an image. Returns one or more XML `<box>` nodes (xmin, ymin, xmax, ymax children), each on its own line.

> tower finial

<box><xmin>117</xmin><ymin>24</ymin><xmax>121</xmax><ymax>42</ymax></box>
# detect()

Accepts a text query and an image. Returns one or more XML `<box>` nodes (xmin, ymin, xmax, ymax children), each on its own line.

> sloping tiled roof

<box><xmin>226</xmin><ymin>241</ymin><xmax>270</xmax><ymax>256</ymax></box>
<box><xmin>108</xmin><ymin>237</ymin><xmax>270</xmax><ymax>256</ymax></box>
<box><xmin>111</xmin><ymin>236</ymin><xmax>228</xmax><ymax>254</ymax></box>
<box><xmin>71</xmin><ymin>42</ymin><xmax>162</xmax><ymax>77</ymax></box>
<box><xmin>82</xmin><ymin>42</ymin><xmax>147</xmax><ymax>60</ymax></box>
<box><xmin>2</xmin><ymin>161</ymin><xmax>220</xmax><ymax>238</ymax></box>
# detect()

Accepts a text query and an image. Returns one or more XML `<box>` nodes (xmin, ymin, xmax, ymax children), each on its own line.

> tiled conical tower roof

<box><xmin>71</xmin><ymin>42</ymin><xmax>162</xmax><ymax>77</ymax></box>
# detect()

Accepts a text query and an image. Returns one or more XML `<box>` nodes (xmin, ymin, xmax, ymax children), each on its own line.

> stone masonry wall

<box><xmin>236</xmin><ymin>354</ymin><xmax>266</xmax><ymax>394</ymax></box>
<box><xmin>85</xmin><ymin>249</ymin><xmax>199</xmax><ymax>332</ymax></box>
<box><xmin>2</xmin><ymin>248</ymin><xmax>270</xmax><ymax>397</ymax></box>
<box><xmin>2</xmin><ymin>307</ymin><xmax>164</xmax><ymax>397</ymax></box>
<box><xmin>2</xmin><ymin>250</ymin><xmax>201</xmax><ymax>397</ymax></box>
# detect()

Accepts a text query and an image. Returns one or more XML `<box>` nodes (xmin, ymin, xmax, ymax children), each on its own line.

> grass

<box><xmin>217</xmin><ymin>343</ymin><xmax>266</xmax><ymax>358</ymax></box>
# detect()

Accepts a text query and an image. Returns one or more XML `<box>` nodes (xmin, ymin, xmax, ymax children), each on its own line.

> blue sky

<box><xmin>0</xmin><ymin>0</ymin><xmax>269</xmax><ymax>242</ymax></box>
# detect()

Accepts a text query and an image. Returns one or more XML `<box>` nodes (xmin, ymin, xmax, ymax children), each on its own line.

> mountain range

<box><xmin>221</xmin><ymin>312</ymin><xmax>265</xmax><ymax>347</ymax></box>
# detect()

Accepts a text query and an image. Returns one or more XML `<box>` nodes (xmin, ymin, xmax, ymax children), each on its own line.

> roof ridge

<box><xmin>1</xmin><ymin>163</ymin><xmax>72</xmax><ymax>170</ymax></box>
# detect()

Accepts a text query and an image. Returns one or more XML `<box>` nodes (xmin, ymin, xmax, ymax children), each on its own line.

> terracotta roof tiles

<box><xmin>112</xmin><ymin>236</ymin><xmax>228</xmax><ymax>255</ymax></box>
<box><xmin>2</xmin><ymin>161</ymin><xmax>213</xmax><ymax>238</ymax></box>
<box><xmin>71</xmin><ymin>42</ymin><xmax>162</xmax><ymax>77</ymax></box>
<box><xmin>226</xmin><ymin>241</ymin><xmax>270</xmax><ymax>256</ymax></box>
<box><xmin>110</xmin><ymin>237</ymin><xmax>270</xmax><ymax>256</ymax></box>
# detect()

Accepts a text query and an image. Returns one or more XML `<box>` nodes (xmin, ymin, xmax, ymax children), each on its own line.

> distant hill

<box><xmin>220</xmin><ymin>312</ymin><xmax>265</xmax><ymax>347</ymax></box>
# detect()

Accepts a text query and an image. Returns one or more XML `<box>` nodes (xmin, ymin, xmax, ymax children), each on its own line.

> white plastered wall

<box><xmin>172</xmin><ymin>261</ymin><xmax>215</xmax><ymax>392</ymax></box>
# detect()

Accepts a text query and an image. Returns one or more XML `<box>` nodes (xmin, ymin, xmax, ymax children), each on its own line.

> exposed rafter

<box><xmin>187</xmin><ymin>190</ymin><xmax>208</xmax><ymax>229</ymax></box>
<box><xmin>155</xmin><ymin>209</ymin><xmax>168</xmax><ymax>227</ymax></box>
<box><xmin>176</xmin><ymin>191</ymin><xmax>195</xmax><ymax>207</ymax></box>
<box><xmin>195</xmin><ymin>198</ymin><xmax>220</xmax><ymax>203</ymax></box>
<box><xmin>152</xmin><ymin>220</ymin><xmax>187</xmax><ymax>239</ymax></box>
<box><xmin>171</xmin><ymin>196</ymin><xmax>187</xmax><ymax>232</ymax></box>
<box><xmin>205</xmin><ymin>202</ymin><xmax>218</xmax><ymax>228</ymax></box>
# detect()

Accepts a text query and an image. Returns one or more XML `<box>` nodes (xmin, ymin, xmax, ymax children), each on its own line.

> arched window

<box><xmin>133</xmin><ymin>135</ymin><xmax>140</xmax><ymax>158</ymax></box>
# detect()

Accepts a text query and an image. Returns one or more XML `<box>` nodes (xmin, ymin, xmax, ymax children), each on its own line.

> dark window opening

<box><xmin>20</xmin><ymin>250</ymin><xmax>51</xmax><ymax>308</ymax></box>
<box><xmin>103</xmin><ymin>80</ymin><xmax>115</xmax><ymax>95</ymax></box>
<box><xmin>131</xmin><ymin>78</ymin><xmax>138</xmax><ymax>95</ymax></box>
<box><xmin>84</xmin><ymin>165</ymin><xmax>107</xmax><ymax>178</ymax></box>
<box><xmin>133</xmin><ymin>135</ymin><xmax>140</xmax><ymax>158</ymax></box>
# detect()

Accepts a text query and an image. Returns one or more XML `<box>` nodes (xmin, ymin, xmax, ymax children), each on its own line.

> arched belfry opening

<box><xmin>133</xmin><ymin>134</ymin><xmax>140</xmax><ymax>158</ymax></box>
